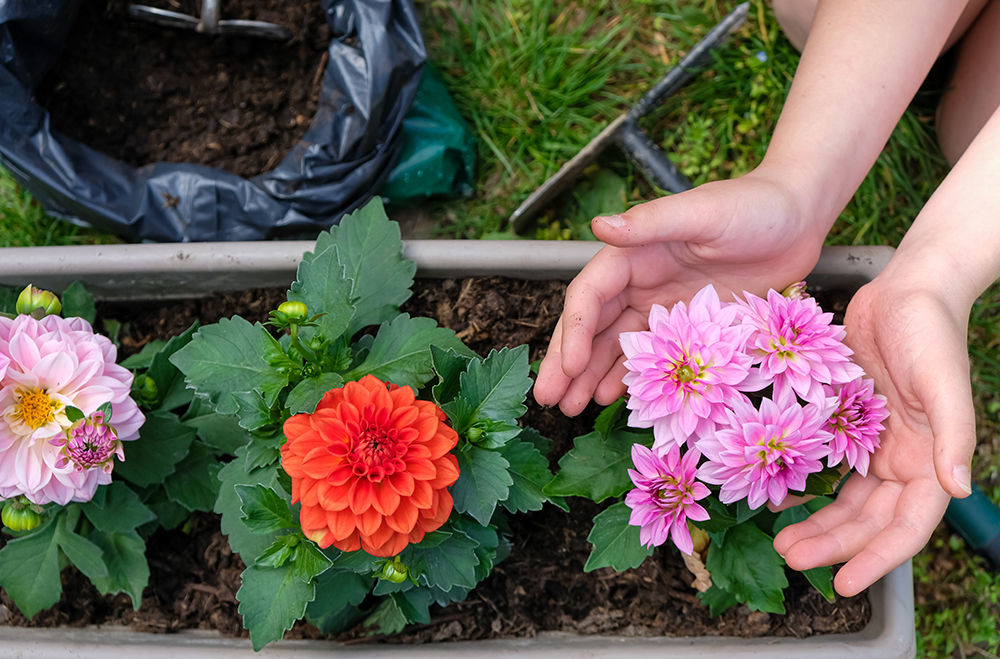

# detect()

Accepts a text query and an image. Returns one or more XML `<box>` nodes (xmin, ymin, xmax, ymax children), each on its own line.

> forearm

<box><xmin>759</xmin><ymin>0</ymin><xmax>967</xmax><ymax>236</ymax></box>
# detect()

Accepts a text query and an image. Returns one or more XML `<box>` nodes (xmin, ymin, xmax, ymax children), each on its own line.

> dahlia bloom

<box><xmin>0</xmin><ymin>315</ymin><xmax>144</xmax><ymax>505</ymax></box>
<box><xmin>823</xmin><ymin>378</ymin><xmax>889</xmax><ymax>477</ymax></box>
<box><xmin>697</xmin><ymin>392</ymin><xmax>833</xmax><ymax>509</ymax></box>
<box><xmin>282</xmin><ymin>374</ymin><xmax>460</xmax><ymax>557</ymax></box>
<box><xmin>625</xmin><ymin>443</ymin><xmax>710</xmax><ymax>555</ymax></box>
<box><xmin>620</xmin><ymin>284</ymin><xmax>761</xmax><ymax>451</ymax></box>
<box><xmin>737</xmin><ymin>289</ymin><xmax>863</xmax><ymax>405</ymax></box>
<box><xmin>51</xmin><ymin>411</ymin><xmax>123</xmax><ymax>473</ymax></box>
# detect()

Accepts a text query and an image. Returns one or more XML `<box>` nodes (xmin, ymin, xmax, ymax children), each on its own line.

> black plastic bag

<box><xmin>0</xmin><ymin>0</ymin><xmax>425</xmax><ymax>242</ymax></box>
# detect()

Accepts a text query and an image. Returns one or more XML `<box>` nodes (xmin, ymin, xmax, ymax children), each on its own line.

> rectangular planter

<box><xmin>0</xmin><ymin>241</ymin><xmax>915</xmax><ymax>658</ymax></box>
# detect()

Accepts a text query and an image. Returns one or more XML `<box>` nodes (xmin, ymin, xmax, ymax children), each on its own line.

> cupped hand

<box><xmin>533</xmin><ymin>169</ymin><xmax>828</xmax><ymax>416</ymax></box>
<box><xmin>774</xmin><ymin>273</ymin><xmax>976</xmax><ymax>596</ymax></box>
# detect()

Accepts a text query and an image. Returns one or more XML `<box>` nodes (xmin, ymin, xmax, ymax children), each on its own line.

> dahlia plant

<box><xmin>169</xmin><ymin>199</ymin><xmax>557</xmax><ymax>650</ymax></box>
<box><xmin>545</xmin><ymin>283</ymin><xmax>888</xmax><ymax>615</ymax></box>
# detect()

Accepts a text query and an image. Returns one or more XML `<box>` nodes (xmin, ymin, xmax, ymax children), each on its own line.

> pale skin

<box><xmin>533</xmin><ymin>0</ymin><xmax>1000</xmax><ymax>597</ymax></box>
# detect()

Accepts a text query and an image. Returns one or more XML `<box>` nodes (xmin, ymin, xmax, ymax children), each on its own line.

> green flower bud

<box><xmin>2</xmin><ymin>497</ymin><xmax>43</xmax><ymax>532</ymax></box>
<box><xmin>16</xmin><ymin>285</ymin><xmax>62</xmax><ymax>318</ymax></box>
<box><xmin>277</xmin><ymin>300</ymin><xmax>309</xmax><ymax>322</ymax></box>
<box><xmin>467</xmin><ymin>426</ymin><xmax>485</xmax><ymax>441</ymax></box>
<box><xmin>137</xmin><ymin>375</ymin><xmax>159</xmax><ymax>401</ymax></box>
<box><xmin>378</xmin><ymin>557</ymin><xmax>410</xmax><ymax>584</ymax></box>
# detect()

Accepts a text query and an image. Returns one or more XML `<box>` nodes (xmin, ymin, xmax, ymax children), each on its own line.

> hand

<box><xmin>533</xmin><ymin>169</ymin><xmax>828</xmax><ymax>416</ymax></box>
<box><xmin>774</xmin><ymin>272</ymin><xmax>976</xmax><ymax>596</ymax></box>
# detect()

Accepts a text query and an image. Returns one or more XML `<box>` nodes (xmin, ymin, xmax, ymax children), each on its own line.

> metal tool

<box><xmin>129</xmin><ymin>0</ymin><xmax>293</xmax><ymax>40</ymax></box>
<box><xmin>508</xmin><ymin>3</ymin><xmax>749</xmax><ymax>233</ymax></box>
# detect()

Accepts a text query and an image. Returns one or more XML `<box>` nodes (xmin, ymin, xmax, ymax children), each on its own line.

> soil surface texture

<box><xmin>1</xmin><ymin>278</ymin><xmax>869</xmax><ymax>642</ymax></box>
<box><xmin>35</xmin><ymin>0</ymin><xmax>330</xmax><ymax>179</ymax></box>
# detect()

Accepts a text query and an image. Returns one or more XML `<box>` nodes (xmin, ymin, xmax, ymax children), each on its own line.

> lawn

<box><xmin>2</xmin><ymin>0</ymin><xmax>999</xmax><ymax>655</ymax></box>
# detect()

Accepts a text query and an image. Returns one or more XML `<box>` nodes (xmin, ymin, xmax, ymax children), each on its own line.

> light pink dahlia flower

<box><xmin>697</xmin><ymin>391</ymin><xmax>832</xmax><ymax>509</ymax></box>
<box><xmin>625</xmin><ymin>443</ymin><xmax>710</xmax><ymax>555</ymax></box>
<box><xmin>620</xmin><ymin>284</ymin><xmax>762</xmax><ymax>452</ymax></box>
<box><xmin>0</xmin><ymin>315</ymin><xmax>144</xmax><ymax>505</ymax></box>
<box><xmin>823</xmin><ymin>378</ymin><xmax>888</xmax><ymax>477</ymax></box>
<box><xmin>737</xmin><ymin>289</ymin><xmax>863</xmax><ymax>405</ymax></box>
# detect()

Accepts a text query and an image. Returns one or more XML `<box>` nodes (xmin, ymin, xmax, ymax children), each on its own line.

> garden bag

<box><xmin>0</xmin><ymin>0</ymin><xmax>426</xmax><ymax>242</ymax></box>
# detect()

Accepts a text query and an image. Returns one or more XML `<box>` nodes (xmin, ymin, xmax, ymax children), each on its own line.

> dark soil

<box><xmin>1</xmin><ymin>278</ymin><xmax>870</xmax><ymax>642</ymax></box>
<box><xmin>35</xmin><ymin>0</ymin><xmax>330</xmax><ymax>179</ymax></box>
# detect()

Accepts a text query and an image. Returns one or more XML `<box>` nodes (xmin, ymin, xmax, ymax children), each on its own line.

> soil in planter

<box><xmin>34</xmin><ymin>0</ymin><xmax>330</xmax><ymax>179</ymax></box>
<box><xmin>1</xmin><ymin>278</ymin><xmax>870</xmax><ymax>642</ymax></box>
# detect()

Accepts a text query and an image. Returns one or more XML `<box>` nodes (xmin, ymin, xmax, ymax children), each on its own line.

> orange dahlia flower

<box><xmin>281</xmin><ymin>374</ymin><xmax>460</xmax><ymax>557</ymax></box>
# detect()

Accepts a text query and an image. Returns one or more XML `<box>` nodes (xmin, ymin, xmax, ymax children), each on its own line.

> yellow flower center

<box><xmin>14</xmin><ymin>387</ymin><xmax>57</xmax><ymax>429</ymax></box>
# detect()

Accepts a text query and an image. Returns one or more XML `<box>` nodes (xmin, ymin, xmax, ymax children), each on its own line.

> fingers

<box><xmin>534</xmin><ymin>317</ymin><xmax>570</xmax><ymax>409</ymax></box>
<box><xmin>592</xmin><ymin>187</ymin><xmax>727</xmax><ymax>248</ymax></box>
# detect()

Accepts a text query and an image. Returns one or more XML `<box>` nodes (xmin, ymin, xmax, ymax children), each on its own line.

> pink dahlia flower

<box><xmin>625</xmin><ymin>443</ymin><xmax>710</xmax><ymax>555</ymax></box>
<box><xmin>620</xmin><ymin>284</ymin><xmax>762</xmax><ymax>451</ymax></box>
<box><xmin>0</xmin><ymin>315</ymin><xmax>144</xmax><ymax>505</ymax></box>
<box><xmin>697</xmin><ymin>391</ymin><xmax>832</xmax><ymax>509</ymax></box>
<box><xmin>823</xmin><ymin>378</ymin><xmax>888</xmax><ymax>477</ymax></box>
<box><xmin>737</xmin><ymin>289</ymin><xmax>863</xmax><ymax>405</ymax></box>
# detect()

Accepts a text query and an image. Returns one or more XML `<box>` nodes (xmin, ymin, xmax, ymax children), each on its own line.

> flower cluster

<box><xmin>0</xmin><ymin>314</ymin><xmax>144</xmax><ymax>505</ymax></box>
<box><xmin>620</xmin><ymin>284</ymin><xmax>888</xmax><ymax>554</ymax></box>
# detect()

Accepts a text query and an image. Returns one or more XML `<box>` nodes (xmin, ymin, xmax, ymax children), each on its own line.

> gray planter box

<box><xmin>0</xmin><ymin>241</ymin><xmax>915</xmax><ymax>658</ymax></box>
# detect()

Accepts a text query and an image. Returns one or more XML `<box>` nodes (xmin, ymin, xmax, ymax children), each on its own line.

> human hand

<box><xmin>533</xmin><ymin>169</ymin><xmax>829</xmax><ymax>416</ymax></box>
<box><xmin>774</xmin><ymin>272</ymin><xmax>976</xmax><ymax>596</ymax></box>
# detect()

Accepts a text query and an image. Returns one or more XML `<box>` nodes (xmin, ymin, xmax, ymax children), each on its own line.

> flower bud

<box><xmin>2</xmin><ymin>497</ymin><xmax>43</xmax><ymax>532</ymax></box>
<box><xmin>135</xmin><ymin>375</ymin><xmax>159</xmax><ymax>403</ymax></box>
<box><xmin>378</xmin><ymin>557</ymin><xmax>411</xmax><ymax>584</ymax></box>
<box><xmin>689</xmin><ymin>524</ymin><xmax>710</xmax><ymax>555</ymax></box>
<box><xmin>16</xmin><ymin>285</ymin><xmax>61</xmax><ymax>318</ymax></box>
<box><xmin>780</xmin><ymin>281</ymin><xmax>808</xmax><ymax>300</ymax></box>
<box><xmin>52</xmin><ymin>411</ymin><xmax>123</xmax><ymax>474</ymax></box>
<box><xmin>277</xmin><ymin>300</ymin><xmax>309</xmax><ymax>322</ymax></box>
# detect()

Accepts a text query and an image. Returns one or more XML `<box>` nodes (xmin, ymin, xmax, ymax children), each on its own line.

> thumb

<box><xmin>592</xmin><ymin>186</ymin><xmax>733</xmax><ymax>248</ymax></box>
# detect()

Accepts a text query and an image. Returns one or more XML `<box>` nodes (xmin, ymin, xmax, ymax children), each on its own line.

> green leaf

<box><xmin>257</xmin><ymin>536</ymin><xmax>297</xmax><ymax>569</ymax></box>
<box><xmin>803</xmin><ymin>565</ymin><xmax>836</xmax><ymax>602</ymax></box>
<box><xmin>363</xmin><ymin>592</ymin><xmax>410</xmax><ymax>635</ymax></box>
<box><xmin>216</xmin><ymin>446</ymin><xmax>287</xmax><ymax>562</ymax></box>
<box><xmin>401</xmin><ymin>527</ymin><xmax>480</xmax><ymax>593</ymax></box>
<box><xmin>61</xmin><ymin>280</ymin><xmax>96</xmax><ymax>324</ymax></box>
<box><xmin>56</xmin><ymin>512</ymin><xmax>108</xmax><ymax>582</ymax></box>
<box><xmin>233</xmin><ymin>390</ymin><xmax>277</xmax><ymax>432</ymax></box>
<box><xmin>736</xmin><ymin>499</ymin><xmax>764</xmax><ymax>524</ymax></box>
<box><xmin>65</xmin><ymin>406</ymin><xmax>85</xmax><ymax>423</ymax></box>
<box><xmin>706</xmin><ymin>523</ymin><xmax>788</xmax><ymax>614</ymax></box>
<box><xmin>692</xmin><ymin>496</ymin><xmax>738</xmax><ymax>535</ymax></box>
<box><xmin>772</xmin><ymin>497</ymin><xmax>833</xmax><ymax>535</ymax></box>
<box><xmin>87</xmin><ymin>530</ymin><xmax>150</xmax><ymax>608</ymax></box>
<box><xmin>236</xmin><ymin>484</ymin><xmax>297</xmax><ymax>534</ymax></box>
<box><xmin>450</xmin><ymin>446</ymin><xmax>512</xmax><ymax>526</ymax></box>
<box><xmin>288</xmin><ymin>244</ymin><xmax>355</xmax><ymax>343</ymax></box>
<box><xmin>163</xmin><ymin>443</ymin><xmax>224</xmax><ymax>512</ymax></box>
<box><xmin>80</xmin><ymin>482</ymin><xmax>157</xmax><ymax>534</ymax></box>
<box><xmin>170</xmin><ymin>317</ymin><xmax>289</xmax><ymax>415</ymax></box>
<box><xmin>291</xmin><ymin>541</ymin><xmax>333</xmax><ymax>582</ymax></box>
<box><xmin>0</xmin><ymin>518</ymin><xmax>62</xmax><ymax>618</ymax></box>
<box><xmin>442</xmin><ymin>346</ymin><xmax>531</xmax><ymax>434</ymax></box>
<box><xmin>342</xmin><ymin>314</ymin><xmax>475</xmax><ymax>391</ymax></box>
<box><xmin>305</xmin><ymin>570</ymin><xmax>372</xmax><ymax>634</ymax></box>
<box><xmin>798</xmin><ymin>465</ymin><xmax>845</xmax><ymax>497</ymax></box>
<box><xmin>119</xmin><ymin>340</ymin><xmax>168</xmax><ymax>370</ymax></box>
<box><xmin>594</xmin><ymin>397</ymin><xmax>627</xmax><ymax>439</ymax></box>
<box><xmin>245</xmin><ymin>432</ymin><xmax>283</xmax><ymax>471</ymax></box>
<box><xmin>286</xmin><ymin>373</ymin><xmax>344</xmax><ymax>415</ymax></box>
<box><xmin>497</xmin><ymin>438</ymin><xmax>552</xmax><ymax>514</ymax></box>
<box><xmin>584</xmin><ymin>501</ymin><xmax>653</xmax><ymax>572</ymax></box>
<box><xmin>143</xmin><ymin>487</ymin><xmax>191</xmax><ymax>530</ymax></box>
<box><xmin>147</xmin><ymin>322</ymin><xmax>200</xmax><ymax>411</ymax></box>
<box><xmin>182</xmin><ymin>409</ymin><xmax>251</xmax><ymax>454</ymax></box>
<box><xmin>327</xmin><ymin>547</ymin><xmax>383</xmax><ymax>574</ymax></box>
<box><xmin>310</xmin><ymin>196</ymin><xmax>417</xmax><ymax>337</ymax></box>
<box><xmin>0</xmin><ymin>285</ymin><xmax>19</xmax><ymax>314</ymax></box>
<box><xmin>238</xmin><ymin>564</ymin><xmax>316</xmax><ymax>651</ymax></box>
<box><xmin>516</xmin><ymin>426</ymin><xmax>553</xmax><ymax>457</ymax></box>
<box><xmin>450</xmin><ymin>516</ymin><xmax>500</xmax><ymax>583</ymax></box>
<box><xmin>114</xmin><ymin>411</ymin><xmax>196</xmax><ymax>487</ymax></box>
<box><xmin>543</xmin><ymin>429</ymin><xmax>647</xmax><ymax>503</ymax></box>
<box><xmin>698</xmin><ymin>584</ymin><xmax>740</xmax><ymax>616</ymax></box>
<box><xmin>430</xmin><ymin>345</ymin><xmax>472</xmax><ymax>406</ymax></box>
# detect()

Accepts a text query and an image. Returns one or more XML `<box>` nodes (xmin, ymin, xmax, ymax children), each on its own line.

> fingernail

<box><xmin>953</xmin><ymin>465</ymin><xmax>973</xmax><ymax>495</ymax></box>
<box><xmin>598</xmin><ymin>214</ymin><xmax>625</xmax><ymax>228</ymax></box>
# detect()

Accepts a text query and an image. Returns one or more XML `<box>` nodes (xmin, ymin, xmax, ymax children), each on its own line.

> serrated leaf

<box><xmin>120</xmin><ymin>340</ymin><xmax>168</xmax><ymax>370</ymax></box>
<box><xmin>306</xmin><ymin>570</ymin><xmax>372</xmax><ymax>634</ymax></box>
<box><xmin>233</xmin><ymin>390</ymin><xmax>277</xmax><ymax>432</ymax></box>
<box><xmin>705</xmin><ymin>523</ymin><xmax>787</xmax><ymax>614</ymax></box>
<box><xmin>450</xmin><ymin>516</ymin><xmax>499</xmax><ymax>583</ymax></box>
<box><xmin>400</xmin><ymin>528</ymin><xmax>480</xmax><ymax>593</ymax></box>
<box><xmin>143</xmin><ymin>487</ymin><xmax>191</xmax><ymax>530</ymax></box>
<box><xmin>698</xmin><ymin>584</ymin><xmax>740</xmax><ymax>616</ymax></box>
<box><xmin>245</xmin><ymin>432</ymin><xmax>283</xmax><ymax>471</ymax></box>
<box><xmin>363</xmin><ymin>592</ymin><xmax>410</xmax><ymax>635</ymax></box>
<box><xmin>114</xmin><ymin>411</ymin><xmax>196</xmax><ymax>487</ymax></box>
<box><xmin>0</xmin><ymin>518</ymin><xmax>62</xmax><ymax>618</ymax></box>
<box><xmin>594</xmin><ymin>397</ymin><xmax>627</xmax><ymax>439</ymax></box>
<box><xmin>163</xmin><ymin>443</ymin><xmax>224</xmax><ymax>512</ymax></box>
<box><xmin>442</xmin><ymin>346</ymin><xmax>531</xmax><ymax>434</ymax></box>
<box><xmin>543</xmin><ymin>429</ymin><xmax>647</xmax><ymax>503</ymax></box>
<box><xmin>216</xmin><ymin>446</ymin><xmax>287</xmax><ymax>562</ymax></box>
<box><xmin>497</xmin><ymin>438</ymin><xmax>552</xmax><ymax>514</ymax></box>
<box><xmin>170</xmin><ymin>317</ymin><xmax>289</xmax><ymax>415</ymax></box>
<box><xmin>342</xmin><ymin>314</ymin><xmax>475</xmax><ymax>390</ymax></box>
<box><xmin>692</xmin><ymin>496</ymin><xmax>738</xmax><ymax>535</ymax></box>
<box><xmin>237</xmin><ymin>484</ymin><xmax>297</xmax><ymax>534</ymax></box>
<box><xmin>61</xmin><ymin>280</ymin><xmax>96</xmax><ymax>324</ymax></box>
<box><xmin>288</xmin><ymin>245</ymin><xmax>355</xmax><ymax>343</ymax></box>
<box><xmin>516</xmin><ymin>426</ymin><xmax>553</xmax><ymax>457</ymax></box>
<box><xmin>292</xmin><ymin>541</ymin><xmax>333</xmax><ymax>582</ymax></box>
<box><xmin>87</xmin><ymin>530</ymin><xmax>150</xmax><ymax>609</ymax></box>
<box><xmin>147</xmin><ymin>322</ymin><xmax>200</xmax><ymax>411</ymax></box>
<box><xmin>286</xmin><ymin>373</ymin><xmax>344</xmax><ymax>415</ymax></box>
<box><xmin>238</xmin><ymin>564</ymin><xmax>316</xmax><ymax>651</ymax></box>
<box><xmin>326</xmin><ymin>547</ymin><xmax>383</xmax><ymax>573</ymax></box>
<box><xmin>584</xmin><ymin>501</ymin><xmax>653</xmax><ymax>572</ymax></box>
<box><xmin>311</xmin><ymin>197</ymin><xmax>416</xmax><ymax>337</ymax></box>
<box><xmin>431</xmin><ymin>345</ymin><xmax>471</xmax><ymax>406</ymax></box>
<box><xmin>80</xmin><ymin>482</ymin><xmax>157</xmax><ymax>534</ymax></box>
<box><xmin>450</xmin><ymin>446</ymin><xmax>512</xmax><ymax>526</ymax></box>
<box><xmin>56</xmin><ymin>512</ymin><xmax>108</xmax><ymax>581</ymax></box>
<box><xmin>183</xmin><ymin>409</ymin><xmax>251</xmax><ymax>454</ymax></box>
<box><xmin>257</xmin><ymin>537</ymin><xmax>297</xmax><ymax>569</ymax></box>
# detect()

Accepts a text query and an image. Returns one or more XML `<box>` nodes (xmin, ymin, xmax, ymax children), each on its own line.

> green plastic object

<box><xmin>378</xmin><ymin>65</ymin><xmax>476</xmax><ymax>203</ymax></box>
<box><xmin>945</xmin><ymin>482</ymin><xmax>1000</xmax><ymax>569</ymax></box>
